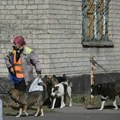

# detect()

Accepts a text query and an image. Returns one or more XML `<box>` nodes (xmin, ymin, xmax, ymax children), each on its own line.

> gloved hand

<box><xmin>37</xmin><ymin>71</ymin><xmax>42</xmax><ymax>78</ymax></box>
<box><xmin>37</xmin><ymin>74</ymin><xmax>42</xmax><ymax>78</ymax></box>
<box><xmin>9</xmin><ymin>67</ymin><xmax>15</xmax><ymax>75</ymax></box>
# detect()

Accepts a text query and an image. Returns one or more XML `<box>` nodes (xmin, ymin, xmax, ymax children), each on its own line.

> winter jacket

<box><xmin>4</xmin><ymin>46</ymin><xmax>42</xmax><ymax>83</ymax></box>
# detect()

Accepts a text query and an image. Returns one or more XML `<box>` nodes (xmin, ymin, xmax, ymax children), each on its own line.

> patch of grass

<box><xmin>2</xmin><ymin>103</ymin><xmax>52</xmax><ymax>116</ymax></box>
<box><xmin>72</xmin><ymin>94</ymin><xmax>97</xmax><ymax>107</ymax></box>
<box><xmin>3</xmin><ymin>106</ymin><xmax>17</xmax><ymax>115</ymax></box>
<box><xmin>72</xmin><ymin>94</ymin><xmax>120</xmax><ymax>108</ymax></box>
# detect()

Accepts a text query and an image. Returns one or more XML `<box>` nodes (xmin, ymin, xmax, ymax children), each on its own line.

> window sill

<box><xmin>82</xmin><ymin>41</ymin><xmax>114</xmax><ymax>48</ymax></box>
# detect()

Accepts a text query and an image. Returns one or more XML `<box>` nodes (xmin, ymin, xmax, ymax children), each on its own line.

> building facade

<box><xmin>0</xmin><ymin>0</ymin><xmax>120</xmax><ymax>81</ymax></box>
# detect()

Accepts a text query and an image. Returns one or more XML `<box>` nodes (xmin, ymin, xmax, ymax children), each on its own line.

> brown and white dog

<box><xmin>91</xmin><ymin>81</ymin><xmax>120</xmax><ymax>110</ymax></box>
<box><xmin>9</xmin><ymin>87</ymin><xmax>46</xmax><ymax>117</ymax></box>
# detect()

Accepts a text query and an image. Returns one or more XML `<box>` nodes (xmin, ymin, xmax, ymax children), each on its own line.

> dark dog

<box><xmin>91</xmin><ymin>82</ymin><xmax>120</xmax><ymax>110</ymax></box>
<box><xmin>9</xmin><ymin>87</ymin><xmax>46</xmax><ymax>117</ymax></box>
<box><xmin>52</xmin><ymin>74</ymin><xmax>68</xmax><ymax>83</ymax></box>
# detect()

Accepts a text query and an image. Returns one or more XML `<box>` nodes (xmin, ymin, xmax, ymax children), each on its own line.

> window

<box><xmin>82</xmin><ymin>0</ymin><xmax>113</xmax><ymax>48</ymax></box>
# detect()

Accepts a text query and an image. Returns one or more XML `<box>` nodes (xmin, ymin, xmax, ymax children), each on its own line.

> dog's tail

<box><xmin>69</xmin><ymin>81</ymin><xmax>73</xmax><ymax>87</ymax></box>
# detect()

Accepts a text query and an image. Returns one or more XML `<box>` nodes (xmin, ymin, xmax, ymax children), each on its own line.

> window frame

<box><xmin>82</xmin><ymin>0</ymin><xmax>114</xmax><ymax>48</ymax></box>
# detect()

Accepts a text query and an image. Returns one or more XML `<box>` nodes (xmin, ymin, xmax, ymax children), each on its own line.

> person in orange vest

<box><xmin>4</xmin><ymin>36</ymin><xmax>42</xmax><ymax>92</ymax></box>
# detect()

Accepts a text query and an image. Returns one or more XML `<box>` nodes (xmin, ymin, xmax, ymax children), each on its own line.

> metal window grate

<box><xmin>82</xmin><ymin>0</ymin><xmax>113</xmax><ymax>47</ymax></box>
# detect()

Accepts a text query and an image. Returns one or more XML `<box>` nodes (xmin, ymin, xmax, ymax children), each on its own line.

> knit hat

<box><xmin>13</xmin><ymin>36</ymin><xmax>26</xmax><ymax>46</ymax></box>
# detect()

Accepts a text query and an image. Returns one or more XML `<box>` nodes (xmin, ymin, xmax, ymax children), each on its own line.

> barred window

<box><xmin>82</xmin><ymin>0</ymin><xmax>113</xmax><ymax>48</ymax></box>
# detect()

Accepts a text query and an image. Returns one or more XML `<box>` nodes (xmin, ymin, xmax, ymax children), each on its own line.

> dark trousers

<box><xmin>14</xmin><ymin>79</ymin><xmax>27</xmax><ymax>92</ymax></box>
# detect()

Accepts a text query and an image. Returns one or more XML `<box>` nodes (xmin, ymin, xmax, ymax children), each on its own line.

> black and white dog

<box><xmin>91</xmin><ymin>82</ymin><xmax>120</xmax><ymax>110</ymax></box>
<box><xmin>51</xmin><ymin>82</ymin><xmax>72</xmax><ymax>109</ymax></box>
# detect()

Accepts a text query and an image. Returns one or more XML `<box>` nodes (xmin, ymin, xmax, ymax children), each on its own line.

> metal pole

<box><xmin>90</xmin><ymin>56</ymin><xmax>95</xmax><ymax>105</ymax></box>
<box><xmin>0</xmin><ymin>99</ymin><xmax>3</xmax><ymax>120</ymax></box>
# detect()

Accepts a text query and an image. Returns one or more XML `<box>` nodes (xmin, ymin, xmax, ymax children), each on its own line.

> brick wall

<box><xmin>47</xmin><ymin>0</ymin><xmax>83</xmax><ymax>75</ymax></box>
<box><xmin>0</xmin><ymin>0</ymin><xmax>49</xmax><ymax>76</ymax></box>
<box><xmin>0</xmin><ymin>0</ymin><xmax>120</xmax><ymax>78</ymax></box>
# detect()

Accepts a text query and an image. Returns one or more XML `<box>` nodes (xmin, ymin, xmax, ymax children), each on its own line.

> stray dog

<box><xmin>51</xmin><ymin>82</ymin><xmax>72</xmax><ymax>109</ymax></box>
<box><xmin>52</xmin><ymin>74</ymin><xmax>72</xmax><ymax>105</ymax></box>
<box><xmin>91</xmin><ymin>82</ymin><xmax>120</xmax><ymax>110</ymax></box>
<box><xmin>42</xmin><ymin>75</ymin><xmax>57</xmax><ymax>108</ymax></box>
<box><xmin>9</xmin><ymin>87</ymin><xmax>46</xmax><ymax>117</ymax></box>
<box><xmin>42</xmin><ymin>74</ymin><xmax>72</xmax><ymax>108</ymax></box>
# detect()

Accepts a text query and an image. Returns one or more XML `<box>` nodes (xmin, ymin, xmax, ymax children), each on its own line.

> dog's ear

<box><xmin>41</xmin><ymin>75</ymin><xmax>46</xmax><ymax>81</ymax></box>
<box><xmin>51</xmin><ymin>75</ymin><xmax>58</xmax><ymax>85</ymax></box>
<box><xmin>44</xmin><ymin>75</ymin><xmax>48</xmax><ymax>78</ymax></box>
<box><xmin>63</xmin><ymin>74</ymin><xmax>67</xmax><ymax>78</ymax></box>
<box><xmin>53</xmin><ymin>75</ymin><xmax>56</xmax><ymax>78</ymax></box>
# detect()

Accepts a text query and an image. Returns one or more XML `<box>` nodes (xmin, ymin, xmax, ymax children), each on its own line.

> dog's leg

<box><xmin>34</xmin><ymin>101</ymin><xmax>44</xmax><ymax>117</ymax></box>
<box><xmin>113</xmin><ymin>99</ymin><xmax>118</xmax><ymax>110</ymax></box>
<box><xmin>23</xmin><ymin>105</ymin><xmax>28</xmax><ymax>116</ymax></box>
<box><xmin>60</xmin><ymin>96</ymin><xmax>65</xmax><ymax>108</ymax></box>
<box><xmin>40</xmin><ymin>108</ymin><xmax>44</xmax><ymax>116</ymax></box>
<box><xmin>34</xmin><ymin>107</ymin><xmax>40</xmax><ymax>116</ymax></box>
<box><xmin>16</xmin><ymin>108</ymin><xmax>22</xmax><ymax>117</ymax></box>
<box><xmin>51</xmin><ymin>98</ymin><xmax>56</xmax><ymax>109</ymax></box>
<box><xmin>23</xmin><ymin>111</ymin><xmax>28</xmax><ymax>116</ymax></box>
<box><xmin>99</xmin><ymin>100</ymin><xmax>105</xmax><ymax>110</ymax></box>
<box><xmin>69</xmin><ymin>97</ymin><xmax>72</xmax><ymax>107</ymax></box>
<box><xmin>67</xmin><ymin>86</ymin><xmax>72</xmax><ymax>107</ymax></box>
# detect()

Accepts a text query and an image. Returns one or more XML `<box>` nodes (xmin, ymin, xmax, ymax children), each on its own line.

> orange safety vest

<box><xmin>13</xmin><ymin>51</ymin><xmax>24</xmax><ymax>78</ymax></box>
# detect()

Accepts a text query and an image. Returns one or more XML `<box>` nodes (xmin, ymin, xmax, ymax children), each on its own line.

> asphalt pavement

<box><xmin>3</xmin><ymin>104</ymin><xmax>120</xmax><ymax>120</ymax></box>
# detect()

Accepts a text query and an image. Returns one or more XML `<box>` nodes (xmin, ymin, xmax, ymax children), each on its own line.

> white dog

<box><xmin>51</xmin><ymin>82</ymin><xmax>72</xmax><ymax>109</ymax></box>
